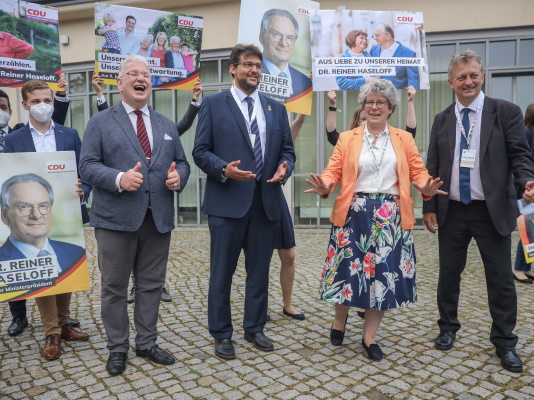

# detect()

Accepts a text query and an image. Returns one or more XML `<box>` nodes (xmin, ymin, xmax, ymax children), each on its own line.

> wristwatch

<box><xmin>328</xmin><ymin>106</ymin><xmax>337</xmax><ymax>112</ymax></box>
<box><xmin>222</xmin><ymin>164</ymin><xmax>228</xmax><ymax>177</ymax></box>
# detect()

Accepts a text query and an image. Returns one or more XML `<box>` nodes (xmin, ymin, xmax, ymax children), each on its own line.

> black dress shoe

<box><xmin>330</xmin><ymin>314</ymin><xmax>348</xmax><ymax>346</ymax></box>
<box><xmin>266</xmin><ymin>314</ymin><xmax>271</xmax><ymax>322</ymax></box>
<box><xmin>136</xmin><ymin>345</ymin><xmax>175</xmax><ymax>365</ymax></box>
<box><xmin>362</xmin><ymin>339</ymin><xmax>383</xmax><ymax>361</ymax></box>
<box><xmin>7</xmin><ymin>317</ymin><xmax>28</xmax><ymax>336</ymax></box>
<box><xmin>68</xmin><ymin>317</ymin><xmax>80</xmax><ymax>327</ymax></box>
<box><xmin>214</xmin><ymin>338</ymin><xmax>235</xmax><ymax>360</ymax></box>
<box><xmin>357</xmin><ymin>311</ymin><xmax>366</xmax><ymax>319</ymax></box>
<box><xmin>434</xmin><ymin>330</ymin><xmax>456</xmax><ymax>350</ymax></box>
<box><xmin>283</xmin><ymin>308</ymin><xmax>305</xmax><ymax>320</ymax></box>
<box><xmin>160</xmin><ymin>287</ymin><xmax>172</xmax><ymax>302</ymax></box>
<box><xmin>244</xmin><ymin>332</ymin><xmax>274</xmax><ymax>352</ymax></box>
<box><xmin>513</xmin><ymin>274</ymin><xmax>533</xmax><ymax>284</ymax></box>
<box><xmin>127</xmin><ymin>287</ymin><xmax>135</xmax><ymax>304</ymax></box>
<box><xmin>496</xmin><ymin>347</ymin><xmax>523</xmax><ymax>372</ymax></box>
<box><xmin>106</xmin><ymin>352</ymin><xmax>127</xmax><ymax>375</ymax></box>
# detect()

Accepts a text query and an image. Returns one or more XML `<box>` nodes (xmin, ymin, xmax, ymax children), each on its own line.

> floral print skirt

<box><xmin>319</xmin><ymin>193</ymin><xmax>416</xmax><ymax>310</ymax></box>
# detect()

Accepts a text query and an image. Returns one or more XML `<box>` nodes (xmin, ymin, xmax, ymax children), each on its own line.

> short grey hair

<box><xmin>358</xmin><ymin>79</ymin><xmax>399</xmax><ymax>114</ymax></box>
<box><xmin>1</xmin><ymin>173</ymin><xmax>54</xmax><ymax>209</ymax></box>
<box><xmin>448</xmin><ymin>49</ymin><xmax>484</xmax><ymax>80</ymax></box>
<box><xmin>170</xmin><ymin>36</ymin><xmax>181</xmax><ymax>45</ymax></box>
<box><xmin>260</xmin><ymin>9</ymin><xmax>299</xmax><ymax>39</ymax></box>
<box><xmin>118</xmin><ymin>54</ymin><xmax>150</xmax><ymax>78</ymax></box>
<box><xmin>142</xmin><ymin>34</ymin><xmax>154</xmax><ymax>45</ymax></box>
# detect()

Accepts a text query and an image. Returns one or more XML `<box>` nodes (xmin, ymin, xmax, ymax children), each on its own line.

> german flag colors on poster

<box><xmin>0</xmin><ymin>152</ymin><xmax>89</xmax><ymax>303</ymax></box>
<box><xmin>237</xmin><ymin>0</ymin><xmax>319</xmax><ymax>115</ymax></box>
<box><xmin>94</xmin><ymin>3</ymin><xmax>202</xmax><ymax>91</ymax></box>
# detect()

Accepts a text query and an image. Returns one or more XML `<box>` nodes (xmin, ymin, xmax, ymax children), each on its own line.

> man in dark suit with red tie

<box><xmin>423</xmin><ymin>50</ymin><xmax>534</xmax><ymax>373</ymax></box>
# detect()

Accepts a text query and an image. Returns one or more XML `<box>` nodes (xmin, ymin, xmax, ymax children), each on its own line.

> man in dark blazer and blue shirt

<box><xmin>193</xmin><ymin>44</ymin><xmax>295</xmax><ymax>360</ymax></box>
<box><xmin>80</xmin><ymin>54</ymin><xmax>189</xmax><ymax>375</ymax></box>
<box><xmin>423</xmin><ymin>50</ymin><xmax>534</xmax><ymax>373</ymax></box>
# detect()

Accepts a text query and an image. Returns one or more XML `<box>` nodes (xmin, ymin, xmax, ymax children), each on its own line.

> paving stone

<box><xmin>0</xmin><ymin>228</ymin><xmax>532</xmax><ymax>400</ymax></box>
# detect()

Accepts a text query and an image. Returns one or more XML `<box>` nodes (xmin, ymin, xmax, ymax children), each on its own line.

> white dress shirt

<box><xmin>449</xmin><ymin>91</ymin><xmax>485</xmax><ymax>202</ymax></box>
<box><xmin>380</xmin><ymin>41</ymin><xmax>400</xmax><ymax>57</ymax></box>
<box><xmin>230</xmin><ymin>85</ymin><xmax>266</xmax><ymax>159</ymax></box>
<box><xmin>30</xmin><ymin>120</ymin><xmax>56</xmax><ymax>152</ymax></box>
<box><xmin>354</xmin><ymin>124</ymin><xmax>399</xmax><ymax>195</ymax></box>
<box><xmin>115</xmin><ymin>101</ymin><xmax>153</xmax><ymax>191</ymax></box>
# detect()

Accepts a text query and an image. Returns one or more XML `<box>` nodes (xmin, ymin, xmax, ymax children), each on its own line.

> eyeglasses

<box><xmin>364</xmin><ymin>100</ymin><xmax>389</xmax><ymax>109</ymax></box>
<box><xmin>269</xmin><ymin>31</ymin><xmax>296</xmax><ymax>46</ymax></box>
<box><xmin>233</xmin><ymin>62</ymin><xmax>263</xmax><ymax>70</ymax></box>
<box><xmin>455</xmin><ymin>73</ymin><xmax>482</xmax><ymax>82</ymax></box>
<box><xmin>124</xmin><ymin>71</ymin><xmax>150</xmax><ymax>79</ymax></box>
<box><xmin>11</xmin><ymin>203</ymin><xmax>52</xmax><ymax>216</ymax></box>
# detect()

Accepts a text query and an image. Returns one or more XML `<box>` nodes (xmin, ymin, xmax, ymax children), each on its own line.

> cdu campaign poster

<box><xmin>0</xmin><ymin>152</ymin><xmax>89</xmax><ymax>303</ymax></box>
<box><xmin>0</xmin><ymin>0</ymin><xmax>62</xmax><ymax>89</ymax></box>
<box><xmin>237</xmin><ymin>0</ymin><xmax>319</xmax><ymax>115</ymax></box>
<box><xmin>311</xmin><ymin>10</ymin><xmax>429</xmax><ymax>92</ymax></box>
<box><xmin>94</xmin><ymin>3</ymin><xmax>202</xmax><ymax>91</ymax></box>
<box><xmin>517</xmin><ymin>200</ymin><xmax>534</xmax><ymax>263</ymax></box>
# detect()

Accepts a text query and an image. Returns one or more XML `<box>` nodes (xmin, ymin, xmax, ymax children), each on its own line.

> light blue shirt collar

<box><xmin>9</xmin><ymin>235</ymin><xmax>55</xmax><ymax>259</ymax></box>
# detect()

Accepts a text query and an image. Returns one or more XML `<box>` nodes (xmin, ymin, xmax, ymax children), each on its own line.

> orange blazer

<box><xmin>322</xmin><ymin>125</ymin><xmax>431</xmax><ymax>230</ymax></box>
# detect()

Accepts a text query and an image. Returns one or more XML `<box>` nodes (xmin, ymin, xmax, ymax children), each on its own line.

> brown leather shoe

<box><xmin>61</xmin><ymin>324</ymin><xmax>89</xmax><ymax>341</ymax></box>
<box><xmin>42</xmin><ymin>334</ymin><xmax>61</xmax><ymax>360</ymax></box>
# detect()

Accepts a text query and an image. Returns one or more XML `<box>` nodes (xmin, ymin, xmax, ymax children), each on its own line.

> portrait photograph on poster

<box><xmin>94</xmin><ymin>2</ymin><xmax>203</xmax><ymax>91</ymax></box>
<box><xmin>311</xmin><ymin>10</ymin><xmax>429</xmax><ymax>92</ymax></box>
<box><xmin>237</xmin><ymin>0</ymin><xmax>319</xmax><ymax>115</ymax></box>
<box><xmin>0</xmin><ymin>152</ymin><xmax>89</xmax><ymax>303</ymax></box>
<box><xmin>0</xmin><ymin>0</ymin><xmax>62</xmax><ymax>89</ymax></box>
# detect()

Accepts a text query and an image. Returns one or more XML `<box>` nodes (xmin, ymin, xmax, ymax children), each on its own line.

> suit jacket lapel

<box><xmin>113</xmin><ymin>103</ymin><xmax>149</xmax><ymax>166</ymax></box>
<box><xmin>226</xmin><ymin>91</ymin><xmax>253</xmax><ymax>153</ymax></box>
<box><xmin>479</xmin><ymin>97</ymin><xmax>495</xmax><ymax>161</ymax></box>
<box><xmin>148</xmin><ymin>108</ymin><xmax>164</xmax><ymax>165</ymax></box>
<box><xmin>446</xmin><ymin>107</ymin><xmax>457</xmax><ymax>164</ymax></box>
<box><xmin>19</xmin><ymin>125</ymin><xmax>37</xmax><ymax>152</ymax></box>
<box><xmin>54</xmin><ymin>125</ymin><xmax>65</xmax><ymax>151</ymax></box>
<box><xmin>260</xmin><ymin>94</ymin><xmax>272</xmax><ymax>159</ymax></box>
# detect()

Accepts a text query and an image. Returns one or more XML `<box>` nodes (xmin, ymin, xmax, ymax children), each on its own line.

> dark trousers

<box><xmin>207</xmin><ymin>185</ymin><xmax>278</xmax><ymax>340</ymax></box>
<box><xmin>95</xmin><ymin>209</ymin><xmax>171</xmax><ymax>353</ymax></box>
<box><xmin>437</xmin><ymin>200</ymin><xmax>518</xmax><ymax>348</ymax></box>
<box><xmin>9</xmin><ymin>299</ymin><xmax>27</xmax><ymax>319</ymax></box>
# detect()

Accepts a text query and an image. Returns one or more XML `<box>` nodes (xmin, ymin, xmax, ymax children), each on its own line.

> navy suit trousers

<box><xmin>207</xmin><ymin>185</ymin><xmax>278</xmax><ymax>339</ymax></box>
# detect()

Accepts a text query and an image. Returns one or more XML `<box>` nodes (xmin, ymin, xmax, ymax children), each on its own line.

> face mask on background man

<box><xmin>0</xmin><ymin>109</ymin><xmax>11</xmax><ymax>128</ymax></box>
<box><xmin>29</xmin><ymin>102</ymin><xmax>54</xmax><ymax>123</ymax></box>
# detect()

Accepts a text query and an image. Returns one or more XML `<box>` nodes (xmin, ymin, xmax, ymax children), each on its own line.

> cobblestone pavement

<box><xmin>1</xmin><ymin>227</ymin><xmax>533</xmax><ymax>400</ymax></box>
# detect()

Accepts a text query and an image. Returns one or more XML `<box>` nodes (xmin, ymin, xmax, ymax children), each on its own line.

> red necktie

<box><xmin>134</xmin><ymin>110</ymin><xmax>151</xmax><ymax>164</ymax></box>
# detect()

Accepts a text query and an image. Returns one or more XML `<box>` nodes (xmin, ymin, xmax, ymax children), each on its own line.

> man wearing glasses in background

<box><xmin>259</xmin><ymin>9</ymin><xmax>311</xmax><ymax>96</ymax></box>
<box><xmin>193</xmin><ymin>44</ymin><xmax>295</xmax><ymax>360</ymax></box>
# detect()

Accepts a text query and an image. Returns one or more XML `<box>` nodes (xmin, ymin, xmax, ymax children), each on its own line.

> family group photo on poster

<box><xmin>0</xmin><ymin>0</ymin><xmax>62</xmax><ymax>89</ymax></box>
<box><xmin>0</xmin><ymin>152</ymin><xmax>88</xmax><ymax>303</ymax></box>
<box><xmin>94</xmin><ymin>2</ymin><xmax>203</xmax><ymax>90</ymax></box>
<box><xmin>310</xmin><ymin>9</ymin><xmax>429</xmax><ymax>91</ymax></box>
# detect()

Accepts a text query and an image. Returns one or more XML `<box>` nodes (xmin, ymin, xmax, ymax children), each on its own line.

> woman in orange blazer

<box><xmin>306</xmin><ymin>79</ymin><xmax>445</xmax><ymax>361</ymax></box>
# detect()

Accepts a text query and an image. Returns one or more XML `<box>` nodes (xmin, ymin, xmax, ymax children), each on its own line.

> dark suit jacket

<box><xmin>3</xmin><ymin>123</ymin><xmax>92</xmax><ymax>224</ymax></box>
<box><xmin>262</xmin><ymin>64</ymin><xmax>311</xmax><ymax>97</ymax></box>
<box><xmin>423</xmin><ymin>96</ymin><xmax>534</xmax><ymax>236</ymax></box>
<box><xmin>97</xmin><ymin>100</ymin><xmax>199</xmax><ymax>136</ymax></box>
<box><xmin>370</xmin><ymin>42</ymin><xmax>420</xmax><ymax>89</ymax></box>
<box><xmin>80</xmin><ymin>102</ymin><xmax>190</xmax><ymax>233</ymax></box>
<box><xmin>12</xmin><ymin>98</ymin><xmax>69</xmax><ymax>131</ymax></box>
<box><xmin>192</xmin><ymin>90</ymin><xmax>295</xmax><ymax>221</ymax></box>
<box><xmin>0</xmin><ymin>238</ymin><xmax>85</xmax><ymax>272</ymax></box>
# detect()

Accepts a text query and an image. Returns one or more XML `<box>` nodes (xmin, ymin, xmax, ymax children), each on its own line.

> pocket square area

<box><xmin>164</xmin><ymin>134</ymin><xmax>173</xmax><ymax>140</ymax></box>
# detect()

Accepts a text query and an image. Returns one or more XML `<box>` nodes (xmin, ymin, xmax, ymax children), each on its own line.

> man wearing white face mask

<box><xmin>0</xmin><ymin>90</ymin><xmax>13</xmax><ymax>151</ymax></box>
<box><xmin>3</xmin><ymin>80</ymin><xmax>91</xmax><ymax>359</ymax></box>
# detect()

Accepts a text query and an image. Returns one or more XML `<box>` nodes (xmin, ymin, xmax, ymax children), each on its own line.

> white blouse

<box><xmin>354</xmin><ymin>124</ymin><xmax>399</xmax><ymax>195</ymax></box>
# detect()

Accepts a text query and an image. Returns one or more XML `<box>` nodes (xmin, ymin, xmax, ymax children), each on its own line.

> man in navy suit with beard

<box><xmin>193</xmin><ymin>44</ymin><xmax>295</xmax><ymax>360</ymax></box>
